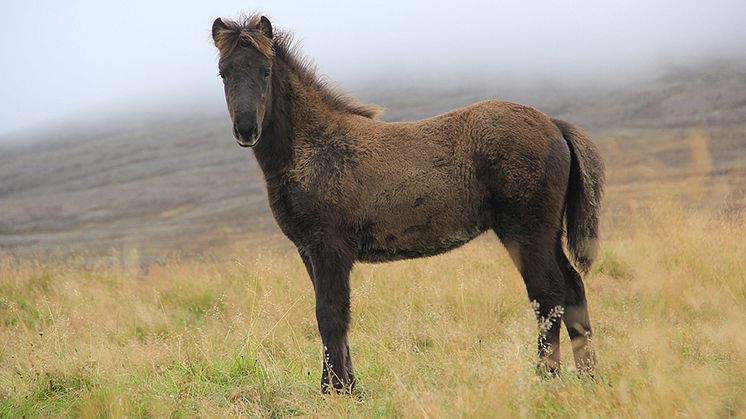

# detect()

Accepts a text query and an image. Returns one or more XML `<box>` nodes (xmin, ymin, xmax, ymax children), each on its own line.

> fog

<box><xmin>1</xmin><ymin>0</ymin><xmax>745</xmax><ymax>138</ymax></box>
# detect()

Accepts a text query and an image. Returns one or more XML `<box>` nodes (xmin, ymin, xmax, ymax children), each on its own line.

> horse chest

<box><xmin>265</xmin><ymin>177</ymin><xmax>344</xmax><ymax>242</ymax></box>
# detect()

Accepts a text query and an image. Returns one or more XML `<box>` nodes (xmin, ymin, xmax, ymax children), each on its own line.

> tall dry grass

<box><xmin>1</xmin><ymin>204</ymin><xmax>744</xmax><ymax>417</ymax></box>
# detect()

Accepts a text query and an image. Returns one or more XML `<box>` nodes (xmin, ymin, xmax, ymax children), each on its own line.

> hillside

<box><xmin>1</xmin><ymin>62</ymin><xmax>745</xmax><ymax>260</ymax></box>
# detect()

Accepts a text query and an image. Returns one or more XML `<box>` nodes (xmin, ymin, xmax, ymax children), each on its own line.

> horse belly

<box><xmin>356</xmin><ymin>200</ymin><xmax>487</xmax><ymax>263</ymax></box>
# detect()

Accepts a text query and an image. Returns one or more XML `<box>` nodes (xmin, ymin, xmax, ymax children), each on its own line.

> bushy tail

<box><xmin>553</xmin><ymin>118</ymin><xmax>605</xmax><ymax>273</ymax></box>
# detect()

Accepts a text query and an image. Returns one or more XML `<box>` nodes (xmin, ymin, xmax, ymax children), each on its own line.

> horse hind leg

<box><xmin>556</xmin><ymin>240</ymin><xmax>597</xmax><ymax>376</ymax></box>
<box><xmin>504</xmin><ymin>236</ymin><xmax>566</xmax><ymax>376</ymax></box>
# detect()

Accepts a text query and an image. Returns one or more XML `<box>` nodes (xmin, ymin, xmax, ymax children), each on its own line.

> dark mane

<box><xmin>214</xmin><ymin>14</ymin><xmax>382</xmax><ymax>119</ymax></box>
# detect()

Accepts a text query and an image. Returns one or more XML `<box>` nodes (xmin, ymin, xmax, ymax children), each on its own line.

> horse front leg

<box><xmin>306</xmin><ymin>246</ymin><xmax>355</xmax><ymax>394</ymax></box>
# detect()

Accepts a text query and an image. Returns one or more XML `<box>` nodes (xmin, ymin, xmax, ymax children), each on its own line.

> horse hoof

<box><xmin>320</xmin><ymin>377</ymin><xmax>355</xmax><ymax>395</ymax></box>
<box><xmin>536</xmin><ymin>364</ymin><xmax>560</xmax><ymax>379</ymax></box>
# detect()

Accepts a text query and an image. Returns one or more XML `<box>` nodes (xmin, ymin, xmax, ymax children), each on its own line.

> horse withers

<box><xmin>212</xmin><ymin>14</ymin><xmax>605</xmax><ymax>394</ymax></box>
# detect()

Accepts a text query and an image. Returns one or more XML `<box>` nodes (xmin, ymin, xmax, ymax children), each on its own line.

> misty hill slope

<box><xmin>366</xmin><ymin>62</ymin><xmax>746</xmax><ymax>132</ymax></box>
<box><xmin>1</xmin><ymin>63</ymin><xmax>745</xmax><ymax>259</ymax></box>
<box><xmin>0</xmin><ymin>113</ymin><xmax>272</xmax><ymax>259</ymax></box>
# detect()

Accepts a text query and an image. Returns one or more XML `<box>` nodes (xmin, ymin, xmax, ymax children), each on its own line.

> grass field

<box><xmin>1</xmin><ymin>202</ymin><xmax>744</xmax><ymax>417</ymax></box>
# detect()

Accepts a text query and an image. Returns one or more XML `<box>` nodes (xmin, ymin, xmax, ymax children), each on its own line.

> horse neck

<box><xmin>251</xmin><ymin>58</ymin><xmax>331</xmax><ymax>181</ymax></box>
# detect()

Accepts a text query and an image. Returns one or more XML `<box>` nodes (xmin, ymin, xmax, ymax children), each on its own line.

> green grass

<box><xmin>0</xmin><ymin>205</ymin><xmax>745</xmax><ymax>417</ymax></box>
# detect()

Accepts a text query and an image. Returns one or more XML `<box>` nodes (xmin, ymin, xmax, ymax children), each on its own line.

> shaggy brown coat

<box><xmin>212</xmin><ymin>14</ymin><xmax>605</xmax><ymax>393</ymax></box>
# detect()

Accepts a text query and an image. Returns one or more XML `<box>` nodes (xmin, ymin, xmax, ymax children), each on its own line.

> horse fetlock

<box><xmin>572</xmin><ymin>339</ymin><xmax>597</xmax><ymax>378</ymax></box>
<box><xmin>321</xmin><ymin>345</ymin><xmax>355</xmax><ymax>395</ymax></box>
<box><xmin>321</xmin><ymin>367</ymin><xmax>354</xmax><ymax>394</ymax></box>
<box><xmin>537</xmin><ymin>360</ymin><xmax>561</xmax><ymax>378</ymax></box>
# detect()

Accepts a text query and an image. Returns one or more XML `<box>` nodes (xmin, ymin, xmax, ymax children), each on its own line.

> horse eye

<box><xmin>218</xmin><ymin>72</ymin><xmax>225</xmax><ymax>79</ymax></box>
<box><xmin>263</xmin><ymin>71</ymin><xmax>271</xmax><ymax>79</ymax></box>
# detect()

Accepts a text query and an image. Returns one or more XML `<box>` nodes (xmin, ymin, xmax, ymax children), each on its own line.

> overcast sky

<box><xmin>1</xmin><ymin>0</ymin><xmax>745</xmax><ymax>138</ymax></box>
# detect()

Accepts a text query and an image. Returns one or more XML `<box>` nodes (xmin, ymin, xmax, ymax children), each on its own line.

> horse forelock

<box><xmin>214</xmin><ymin>15</ymin><xmax>274</xmax><ymax>59</ymax></box>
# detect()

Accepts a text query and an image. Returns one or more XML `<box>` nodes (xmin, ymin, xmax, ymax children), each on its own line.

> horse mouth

<box><xmin>236</xmin><ymin>138</ymin><xmax>259</xmax><ymax>147</ymax></box>
<box><xmin>235</xmin><ymin>132</ymin><xmax>260</xmax><ymax>147</ymax></box>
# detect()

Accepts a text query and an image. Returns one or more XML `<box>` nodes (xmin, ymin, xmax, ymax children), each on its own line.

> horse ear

<box><xmin>212</xmin><ymin>18</ymin><xmax>228</xmax><ymax>43</ymax></box>
<box><xmin>258</xmin><ymin>16</ymin><xmax>273</xmax><ymax>39</ymax></box>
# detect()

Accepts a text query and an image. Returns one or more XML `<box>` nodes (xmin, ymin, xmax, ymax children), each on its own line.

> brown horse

<box><xmin>212</xmin><ymin>14</ymin><xmax>605</xmax><ymax>393</ymax></box>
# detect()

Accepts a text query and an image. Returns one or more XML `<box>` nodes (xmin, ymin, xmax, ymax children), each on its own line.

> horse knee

<box><xmin>315</xmin><ymin>302</ymin><xmax>350</xmax><ymax>341</ymax></box>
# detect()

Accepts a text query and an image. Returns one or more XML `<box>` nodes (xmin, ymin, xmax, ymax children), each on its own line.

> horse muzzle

<box><xmin>233</xmin><ymin>125</ymin><xmax>261</xmax><ymax>147</ymax></box>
